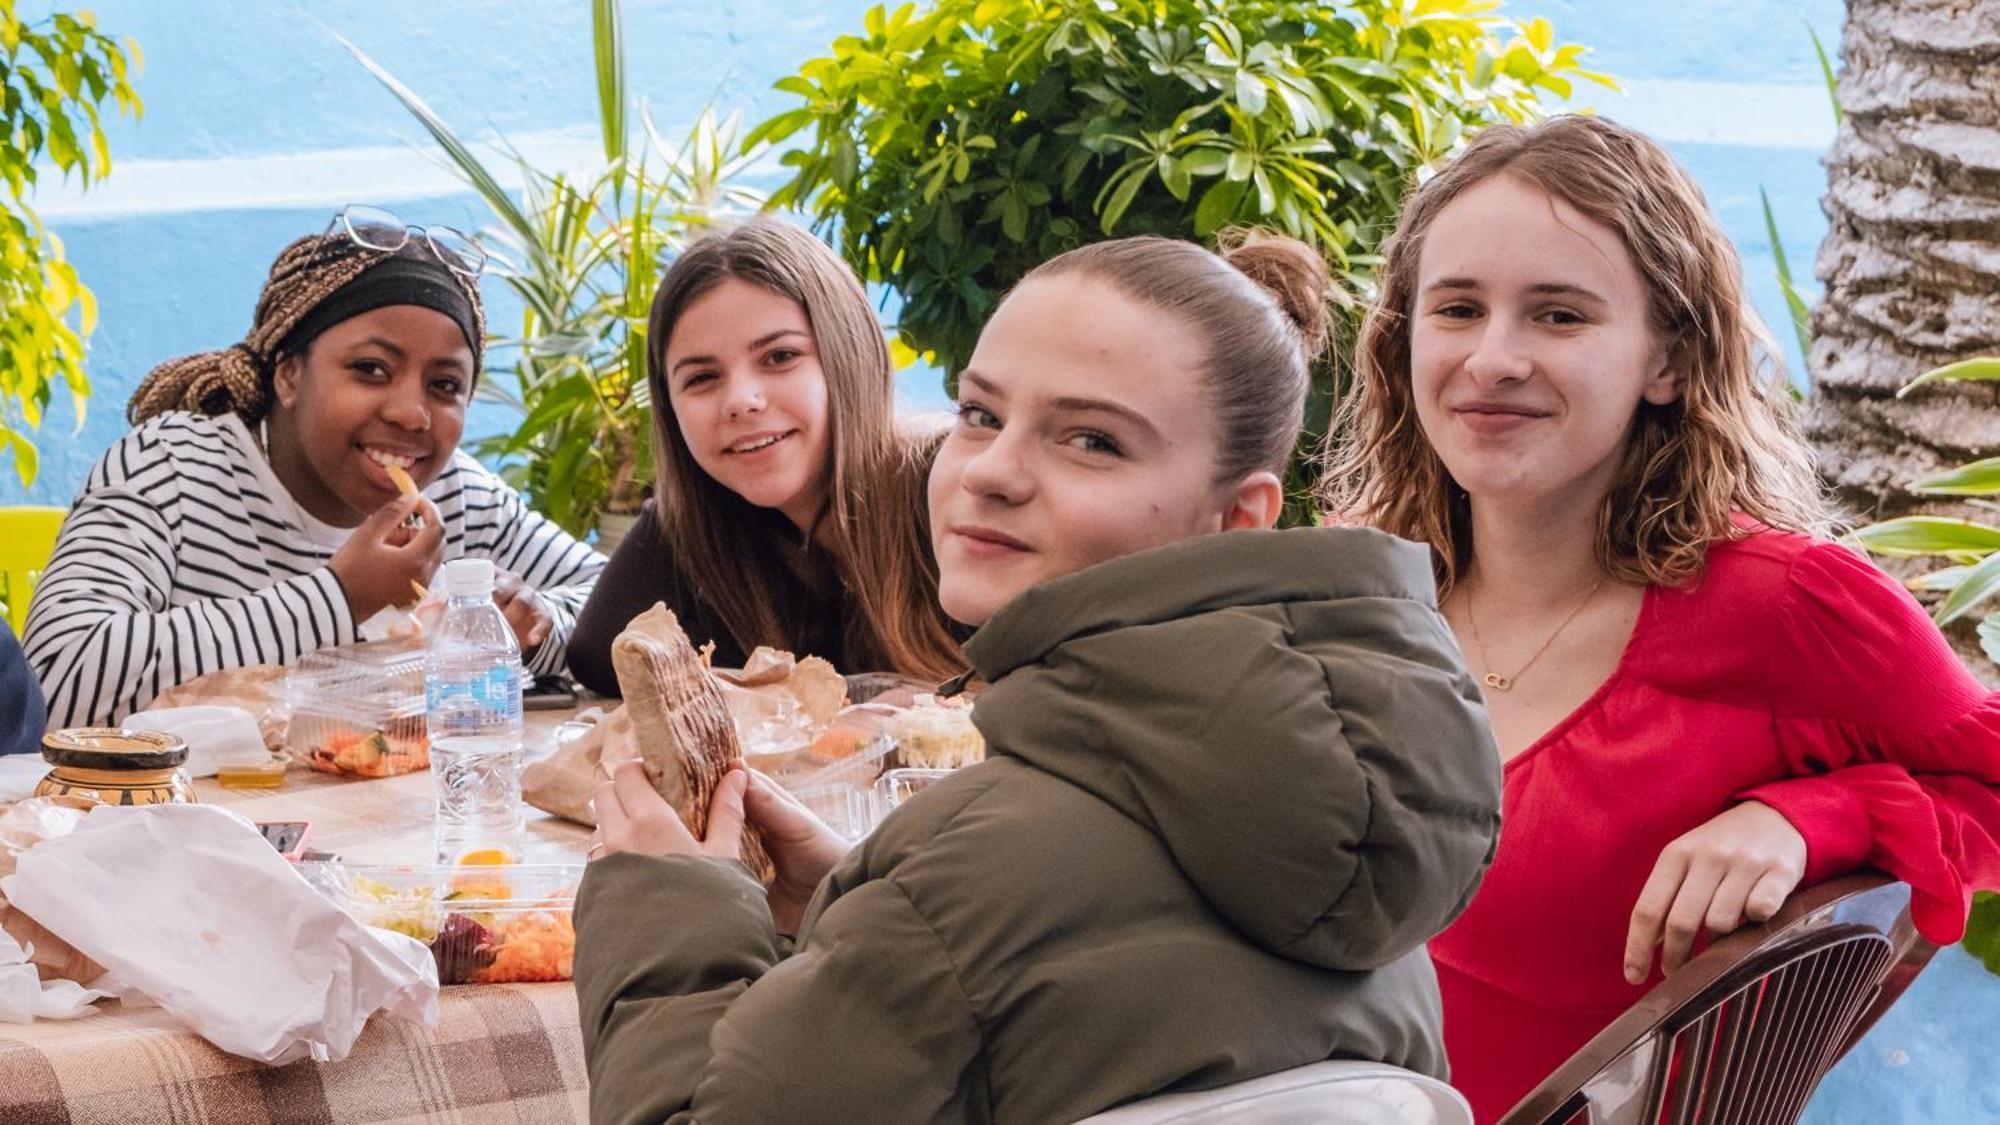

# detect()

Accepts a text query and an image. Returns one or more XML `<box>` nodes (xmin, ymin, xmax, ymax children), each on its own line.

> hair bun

<box><xmin>1218</xmin><ymin>228</ymin><xmax>1336</xmax><ymax>364</ymax></box>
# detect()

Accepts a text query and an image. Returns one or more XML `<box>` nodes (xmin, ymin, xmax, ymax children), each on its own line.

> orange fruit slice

<box><xmin>456</xmin><ymin>847</ymin><xmax>516</xmax><ymax>866</ymax></box>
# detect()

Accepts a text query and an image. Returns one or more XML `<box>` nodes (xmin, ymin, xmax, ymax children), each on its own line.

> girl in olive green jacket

<box><xmin>575</xmin><ymin>233</ymin><xmax>1501</xmax><ymax>1125</ymax></box>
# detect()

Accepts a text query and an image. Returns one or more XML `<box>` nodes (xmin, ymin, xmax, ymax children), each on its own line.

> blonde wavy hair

<box><xmin>1322</xmin><ymin>115</ymin><xmax>1836</xmax><ymax>596</ymax></box>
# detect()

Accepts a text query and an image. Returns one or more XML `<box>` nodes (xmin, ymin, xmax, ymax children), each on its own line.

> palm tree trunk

<box><xmin>1808</xmin><ymin>0</ymin><xmax>2000</xmax><ymax>523</ymax></box>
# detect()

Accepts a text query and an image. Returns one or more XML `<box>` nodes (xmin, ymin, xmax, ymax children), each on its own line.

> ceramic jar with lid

<box><xmin>35</xmin><ymin>727</ymin><xmax>195</xmax><ymax>806</ymax></box>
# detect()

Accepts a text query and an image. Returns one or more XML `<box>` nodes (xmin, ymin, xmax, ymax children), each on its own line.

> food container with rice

<box><xmin>298</xmin><ymin>859</ymin><xmax>582</xmax><ymax>984</ymax></box>
<box><xmin>286</xmin><ymin>640</ymin><xmax>431</xmax><ymax>777</ymax></box>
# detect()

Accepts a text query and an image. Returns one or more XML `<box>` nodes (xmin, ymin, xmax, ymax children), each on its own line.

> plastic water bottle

<box><xmin>426</xmin><ymin>558</ymin><xmax>524</xmax><ymax>863</ymax></box>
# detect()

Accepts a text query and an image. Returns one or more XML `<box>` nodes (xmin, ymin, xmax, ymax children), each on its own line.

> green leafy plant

<box><xmin>339</xmin><ymin>0</ymin><xmax>764</xmax><ymax>537</ymax></box>
<box><xmin>1850</xmin><ymin>357</ymin><xmax>2000</xmax><ymax>669</ymax></box>
<box><xmin>1967</xmin><ymin>891</ymin><xmax>2000</xmax><ymax>976</ymax></box>
<box><xmin>747</xmin><ymin>0</ymin><xmax>1609</xmax><ymax>516</ymax></box>
<box><xmin>1809</xmin><ymin>23</ymin><xmax>1841</xmax><ymax>128</ymax></box>
<box><xmin>1760</xmin><ymin>185</ymin><xmax>1812</xmax><ymax>374</ymax></box>
<box><xmin>0</xmin><ymin>2</ymin><xmax>140</xmax><ymax>484</ymax></box>
<box><xmin>1844</xmin><ymin>358</ymin><xmax>2000</xmax><ymax>977</ymax></box>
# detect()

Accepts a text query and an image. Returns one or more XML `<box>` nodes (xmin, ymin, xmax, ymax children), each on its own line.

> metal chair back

<box><xmin>1502</xmin><ymin>872</ymin><xmax>1937</xmax><ymax>1125</ymax></box>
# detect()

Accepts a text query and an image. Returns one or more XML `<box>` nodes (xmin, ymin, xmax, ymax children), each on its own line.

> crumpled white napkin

<box><xmin>0</xmin><ymin>925</ymin><xmax>105</xmax><ymax>1023</ymax></box>
<box><xmin>124</xmin><ymin>705</ymin><xmax>268</xmax><ymax>779</ymax></box>
<box><xmin>1</xmin><ymin>803</ymin><xmax>438</xmax><ymax>1063</ymax></box>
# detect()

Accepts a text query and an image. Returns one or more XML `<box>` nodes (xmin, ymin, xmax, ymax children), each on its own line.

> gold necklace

<box><xmin>1462</xmin><ymin>575</ymin><xmax>1605</xmax><ymax>692</ymax></box>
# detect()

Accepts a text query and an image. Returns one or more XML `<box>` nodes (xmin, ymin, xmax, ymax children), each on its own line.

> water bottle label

<box><xmin>427</xmin><ymin>666</ymin><xmax>522</xmax><ymax>733</ymax></box>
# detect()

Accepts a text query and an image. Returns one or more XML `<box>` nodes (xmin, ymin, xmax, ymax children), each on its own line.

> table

<box><xmin>0</xmin><ymin>708</ymin><xmax>597</xmax><ymax>1124</ymax></box>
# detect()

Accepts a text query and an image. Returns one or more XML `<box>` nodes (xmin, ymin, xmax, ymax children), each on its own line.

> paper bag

<box><xmin>125</xmin><ymin>705</ymin><xmax>271</xmax><ymax>779</ymax></box>
<box><xmin>1</xmin><ymin>803</ymin><xmax>438</xmax><ymax>1064</ymax></box>
<box><xmin>522</xmin><ymin>705</ymin><xmax>635</xmax><ymax>826</ymax></box>
<box><xmin>0</xmin><ymin>904</ymin><xmax>99</xmax><ymax>986</ymax></box>
<box><xmin>715</xmin><ymin>648</ymin><xmax>848</xmax><ymax>740</ymax></box>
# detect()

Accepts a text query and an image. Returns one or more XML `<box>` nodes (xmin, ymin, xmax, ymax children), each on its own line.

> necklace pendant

<box><xmin>1483</xmin><ymin>672</ymin><xmax>1514</xmax><ymax>692</ymax></box>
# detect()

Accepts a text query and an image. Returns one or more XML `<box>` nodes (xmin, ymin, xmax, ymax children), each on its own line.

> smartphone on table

<box><xmin>255</xmin><ymin>820</ymin><xmax>315</xmax><ymax>862</ymax></box>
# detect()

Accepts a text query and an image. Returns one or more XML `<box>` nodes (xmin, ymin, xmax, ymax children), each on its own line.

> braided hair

<box><xmin>127</xmin><ymin>234</ymin><xmax>486</xmax><ymax>426</ymax></box>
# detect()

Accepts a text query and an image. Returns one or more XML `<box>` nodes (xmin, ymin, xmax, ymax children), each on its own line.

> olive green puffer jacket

<box><xmin>575</xmin><ymin>527</ymin><xmax>1501</xmax><ymax>1124</ymax></box>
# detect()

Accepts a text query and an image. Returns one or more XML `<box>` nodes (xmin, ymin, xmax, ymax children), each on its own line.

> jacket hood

<box><xmin>965</xmin><ymin>527</ymin><xmax>1500</xmax><ymax>970</ymax></box>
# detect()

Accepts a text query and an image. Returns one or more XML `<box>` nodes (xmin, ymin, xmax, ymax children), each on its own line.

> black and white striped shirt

<box><xmin>24</xmin><ymin>411</ymin><xmax>607</xmax><ymax>727</ymax></box>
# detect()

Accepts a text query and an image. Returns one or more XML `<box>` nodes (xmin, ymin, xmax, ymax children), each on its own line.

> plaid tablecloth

<box><xmin>0</xmin><ymin>707</ymin><xmax>597</xmax><ymax>1123</ymax></box>
<box><xmin>0</xmin><ymin>982</ymin><xmax>587</xmax><ymax>1124</ymax></box>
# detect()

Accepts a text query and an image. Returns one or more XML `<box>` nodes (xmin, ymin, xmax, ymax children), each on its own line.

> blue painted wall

<box><xmin>12</xmin><ymin>3</ymin><xmax>1995</xmax><ymax>1119</ymax></box>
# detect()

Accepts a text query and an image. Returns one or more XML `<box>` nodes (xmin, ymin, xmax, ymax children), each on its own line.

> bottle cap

<box><xmin>440</xmin><ymin>558</ymin><xmax>496</xmax><ymax>597</ymax></box>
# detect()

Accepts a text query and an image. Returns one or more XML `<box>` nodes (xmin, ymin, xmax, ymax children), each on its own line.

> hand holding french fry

<box><xmin>327</xmin><ymin>493</ymin><xmax>445</xmax><ymax>621</ymax></box>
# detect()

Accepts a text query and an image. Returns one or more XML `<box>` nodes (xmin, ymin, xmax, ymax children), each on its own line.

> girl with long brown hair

<box><xmin>566</xmin><ymin>218</ymin><xmax>963</xmax><ymax>690</ymax></box>
<box><xmin>1326</xmin><ymin>114</ymin><xmax>2000</xmax><ymax>1120</ymax></box>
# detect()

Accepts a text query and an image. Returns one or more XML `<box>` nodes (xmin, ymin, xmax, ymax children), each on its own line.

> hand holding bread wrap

<box><xmin>590</xmin><ymin>605</ymin><xmax>775</xmax><ymax>881</ymax></box>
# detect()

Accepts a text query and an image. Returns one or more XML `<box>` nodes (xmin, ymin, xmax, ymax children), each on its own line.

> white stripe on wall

<box><xmin>1575</xmin><ymin>79</ymin><xmax>1838</xmax><ymax>151</ymax></box>
<box><xmin>33</xmin><ymin>125</ymin><xmax>608</xmax><ymax>222</ymax></box>
<box><xmin>31</xmin><ymin>79</ymin><xmax>1837</xmax><ymax>223</ymax></box>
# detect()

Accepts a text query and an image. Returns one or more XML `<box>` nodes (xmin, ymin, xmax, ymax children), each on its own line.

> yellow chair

<box><xmin>0</xmin><ymin>506</ymin><xmax>68</xmax><ymax>635</ymax></box>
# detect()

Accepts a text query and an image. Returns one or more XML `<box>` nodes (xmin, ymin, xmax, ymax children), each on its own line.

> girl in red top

<box><xmin>1326</xmin><ymin>114</ymin><xmax>2000</xmax><ymax>1121</ymax></box>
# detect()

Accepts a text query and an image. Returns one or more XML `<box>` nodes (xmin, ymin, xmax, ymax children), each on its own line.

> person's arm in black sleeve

<box><xmin>567</xmin><ymin>500</ymin><xmax>677</xmax><ymax>697</ymax></box>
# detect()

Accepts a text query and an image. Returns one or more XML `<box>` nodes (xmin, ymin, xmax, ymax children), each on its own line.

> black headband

<box><xmin>276</xmin><ymin>254</ymin><xmax>481</xmax><ymax>372</ymax></box>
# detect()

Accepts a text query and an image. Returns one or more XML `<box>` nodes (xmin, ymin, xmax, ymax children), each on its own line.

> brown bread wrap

<box><xmin>611</xmin><ymin>604</ymin><xmax>774</xmax><ymax>882</ymax></box>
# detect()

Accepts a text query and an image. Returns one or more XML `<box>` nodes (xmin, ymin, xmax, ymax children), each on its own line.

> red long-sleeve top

<box><xmin>1430</xmin><ymin>529</ymin><xmax>2000</xmax><ymax>1122</ymax></box>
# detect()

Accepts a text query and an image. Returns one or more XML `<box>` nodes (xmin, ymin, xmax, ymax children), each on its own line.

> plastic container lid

<box><xmin>286</xmin><ymin>639</ymin><xmax>428</xmax><ymax>718</ymax></box>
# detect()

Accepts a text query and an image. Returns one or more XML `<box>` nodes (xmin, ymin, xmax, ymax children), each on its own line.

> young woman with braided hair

<box><xmin>24</xmin><ymin>210</ymin><xmax>605</xmax><ymax>727</ymax></box>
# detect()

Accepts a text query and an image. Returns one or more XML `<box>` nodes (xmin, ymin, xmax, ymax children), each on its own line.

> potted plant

<box><xmin>341</xmin><ymin>0</ymin><xmax>764</xmax><ymax>544</ymax></box>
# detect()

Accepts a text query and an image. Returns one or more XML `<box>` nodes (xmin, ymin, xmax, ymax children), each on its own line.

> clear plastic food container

<box><xmin>786</xmin><ymin>731</ymin><xmax>901</xmax><ymax>840</ymax></box>
<box><xmin>874</xmin><ymin>767</ymin><xmax>952</xmax><ymax>810</ymax></box>
<box><xmin>286</xmin><ymin>640</ymin><xmax>431</xmax><ymax>778</ymax></box>
<box><xmin>298</xmin><ymin>860</ymin><xmax>581</xmax><ymax>985</ymax></box>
